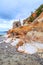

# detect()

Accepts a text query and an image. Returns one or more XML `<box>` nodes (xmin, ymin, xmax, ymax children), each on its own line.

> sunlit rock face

<box><xmin>7</xmin><ymin>21</ymin><xmax>43</xmax><ymax>39</ymax></box>
<box><xmin>16</xmin><ymin>40</ymin><xmax>24</xmax><ymax>48</ymax></box>
<box><xmin>27</xmin><ymin>31</ymin><xmax>43</xmax><ymax>43</ymax></box>
<box><xmin>7</xmin><ymin>12</ymin><xmax>43</xmax><ymax>37</ymax></box>
<box><xmin>6</xmin><ymin>11</ymin><xmax>43</xmax><ymax>55</ymax></box>
<box><xmin>17</xmin><ymin>42</ymin><xmax>43</xmax><ymax>54</ymax></box>
<box><xmin>18</xmin><ymin>43</ymin><xmax>38</xmax><ymax>54</ymax></box>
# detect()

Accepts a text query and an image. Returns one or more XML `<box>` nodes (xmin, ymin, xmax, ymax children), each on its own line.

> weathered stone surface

<box><xmin>13</xmin><ymin>21</ymin><xmax>21</xmax><ymax>28</ymax></box>
<box><xmin>27</xmin><ymin>31</ymin><xmax>43</xmax><ymax>43</ymax></box>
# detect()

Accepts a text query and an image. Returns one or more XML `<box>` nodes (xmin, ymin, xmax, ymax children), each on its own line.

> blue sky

<box><xmin>0</xmin><ymin>0</ymin><xmax>43</xmax><ymax>31</ymax></box>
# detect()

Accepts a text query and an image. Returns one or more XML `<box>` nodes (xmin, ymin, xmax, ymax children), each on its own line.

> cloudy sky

<box><xmin>0</xmin><ymin>0</ymin><xmax>43</xmax><ymax>31</ymax></box>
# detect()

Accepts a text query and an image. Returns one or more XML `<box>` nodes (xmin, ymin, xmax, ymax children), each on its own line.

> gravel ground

<box><xmin>0</xmin><ymin>36</ymin><xmax>43</xmax><ymax>65</ymax></box>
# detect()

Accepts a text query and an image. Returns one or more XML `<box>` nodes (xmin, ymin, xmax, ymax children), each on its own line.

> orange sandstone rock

<box><xmin>16</xmin><ymin>40</ymin><xmax>24</xmax><ymax>48</ymax></box>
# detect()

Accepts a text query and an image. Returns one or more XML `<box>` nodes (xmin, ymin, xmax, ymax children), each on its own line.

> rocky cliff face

<box><xmin>6</xmin><ymin>5</ymin><xmax>43</xmax><ymax>55</ymax></box>
<box><xmin>7</xmin><ymin>11</ymin><xmax>43</xmax><ymax>38</ymax></box>
<box><xmin>7</xmin><ymin>4</ymin><xmax>43</xmax><ymax>38</ymax></box>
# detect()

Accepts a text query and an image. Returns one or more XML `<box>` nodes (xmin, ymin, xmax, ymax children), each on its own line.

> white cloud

<box><xmin>0</xmin><ymin>19</ymin><xmax>14</xmax><ymax>31</ymax></box>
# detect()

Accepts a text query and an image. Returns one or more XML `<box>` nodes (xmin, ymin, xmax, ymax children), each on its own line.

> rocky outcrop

<box><xmin>13</xmin><ymin>20</ymin><xmax>21</xmax><ymax>28</ymax></box>
<box><xmin>27</xmin><ymin>31</ymin><xmax>43</xmax><ymax>43</ymax></box>
<box><xmin>7</xmin><ymin>21</ymin><xmax>43</xmax><ymax>38</ymax></box>
<box><xmin>6</xmin><ymin>5</ymin><xmax>43</xmax><ymax>55</ymax></box>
